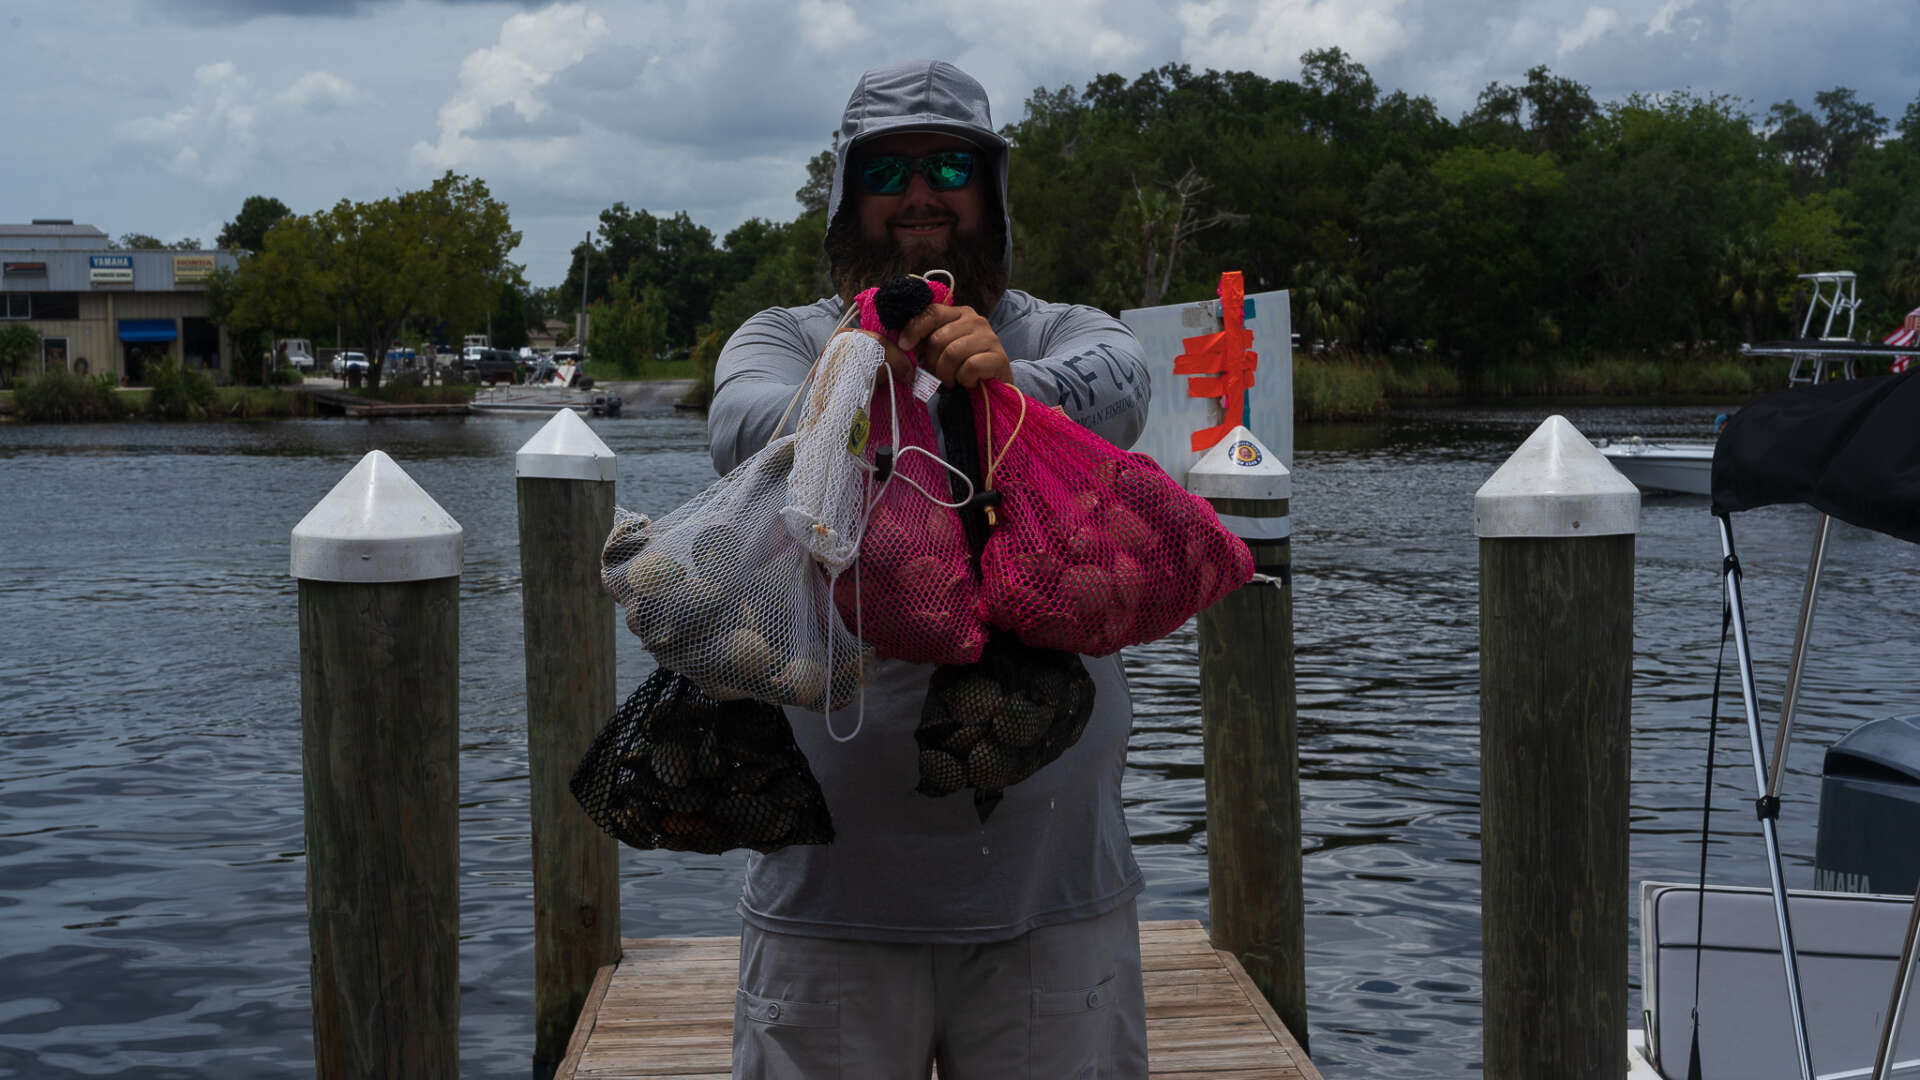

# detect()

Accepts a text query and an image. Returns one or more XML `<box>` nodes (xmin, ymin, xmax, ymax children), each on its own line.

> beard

<box><xmin>828</xmin><ymin>214</ymin><xmax>1009</xmax><ymax>316</ymax></box>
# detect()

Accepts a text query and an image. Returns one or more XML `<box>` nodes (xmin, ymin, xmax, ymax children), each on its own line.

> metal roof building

<box><xmin>2</xmin><ymin>220</ymin><xmax>240</xmax><ymax>384</ymax></box>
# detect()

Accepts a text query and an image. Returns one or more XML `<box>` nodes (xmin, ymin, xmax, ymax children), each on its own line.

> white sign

<box><xmin>1120</xmin><ymin>289</ymin><xmax>1292</xmax><ymax>488</ymax></box>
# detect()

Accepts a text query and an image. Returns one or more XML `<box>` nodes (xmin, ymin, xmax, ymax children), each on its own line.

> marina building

<box><xmin>2</xmin><ymin>221</ymin><xmax>240</xmax><ymax>384</ymax></box>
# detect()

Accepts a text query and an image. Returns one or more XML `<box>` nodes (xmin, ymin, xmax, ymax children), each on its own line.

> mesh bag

<box><xmin>570</xmin><ymin>668</ymin><xmax>833</xmax><ymax>854</ymax></box>
<box><xmin>914</xmin><ymin>632</ymin><xmax>1096</xmax><ymax>822</ymax></box>
<box><xmin>784</xmin><ymin>332</ymin><xmax>887</xmax><ymax>575</ymax></box>
<box><xmin>972</xmin><ymin>378</ymin><xmax>1254</xmax><ymax>656</ymax></box>
<box><xmin>831</xmin><ymin>367</ymin><xmax>986</xmax><ymax>667</ymax></box>
<box><xmin>600</xmin><ymin>436</ymin><xmax>870</xmax><ymax>711</ymax></box>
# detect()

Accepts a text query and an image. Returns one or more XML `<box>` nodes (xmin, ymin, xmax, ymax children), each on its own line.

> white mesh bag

<box><xmin>601</xmin><ymin>435</ymin><xmax>870</xmax><ymax>713</ymax></box>
<box><xmin>783</xmin><ymin>332</ymin><xmax>888</xmax><ymax>574</ymax></box>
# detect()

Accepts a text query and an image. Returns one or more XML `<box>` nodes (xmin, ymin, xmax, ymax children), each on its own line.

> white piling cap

<box><xmin>290</xmin><ymin>450</ymin><xmax>464</xmax><ymax>582</ymax></box>
<box><xmin>1475</xmin><ymin>415</ymin><xmax>1639</xmax><ymax>538</ymax></box>
<box><xmin>1185</xmin><ymin>426</ymin><xmax>1290</xmax><ymax>501</ymax></box>
<box><xmin>516</xmin><ymin>409</ymin><xmax>616</xmax><ymax>482</ymax></box>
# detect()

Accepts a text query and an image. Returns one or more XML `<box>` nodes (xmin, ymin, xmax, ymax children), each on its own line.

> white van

<box><xmin>275</xmin><ymin>338</ymin><xmax>316</xmax><ymax>371</ymax></box>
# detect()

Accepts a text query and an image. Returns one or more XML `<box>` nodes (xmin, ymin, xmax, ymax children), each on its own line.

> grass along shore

<box><xmin>1</xmin><ymin>368</ymin><xmax>476</xmax><ymax>422</ymax></box>
<box><xmin>3</xmin><ymin>350</ymin><xmax>1798</xmax><ymax>423</ymax></box>
<box><xmin>1293</xmin><ymin>350</ymin><xmax>1798</xmax><ymax>421</ymax></box>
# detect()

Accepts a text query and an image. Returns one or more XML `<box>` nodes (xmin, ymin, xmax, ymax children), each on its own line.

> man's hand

<box><xmin>900</xmin><ymin>304</ymin><xmax>1011</xmax><ymax>388</ymax></box>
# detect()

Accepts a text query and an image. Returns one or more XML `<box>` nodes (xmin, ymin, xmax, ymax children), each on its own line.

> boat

<box><xmin>1600</xmin><ymin>272</ymin><xmax>1913</xmax><ymax>496</ymax></box>
<box><xmin>1596</xmin><ymin>436</ymin><xmax>1717</xmax><ymax>496</ymax></box>
<box><xmin>468</xmin><ymin>385</ymin><xmax>622</xmax><ymax>418</ymax></box>
<box><xmin>1627</xmin><ymin>370</ymin><xmax>1920</xmax><ymax>1079</ymax></box>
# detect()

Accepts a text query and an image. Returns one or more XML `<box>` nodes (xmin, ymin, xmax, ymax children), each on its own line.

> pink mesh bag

<box><xmin>829</xmin><ymin>276</ymin><xmax>986</xmax><ymax>666</ymax></box>
<box><xmin>832</xmin><ymin>367</ymin><xmax>986</xmax><ymax>666</ymax></box>
<box><xmin>972</xmin><ymin>378</ymin><xmax>1253</xmax><ymax>656</ymax></box>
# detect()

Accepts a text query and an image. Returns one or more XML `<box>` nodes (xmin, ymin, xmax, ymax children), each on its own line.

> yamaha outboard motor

<box><xmin>1814</xmin><ymin>713</ymin><xmax>1920</xmax><ymax>894</ymax></box>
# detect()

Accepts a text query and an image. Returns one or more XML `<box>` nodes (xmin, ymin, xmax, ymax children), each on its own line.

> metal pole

<box><xmin>1718</xmin><ymin>514</ymin><xmax>1816</xmax><ymax>1080</ymax></box>
<box><xmin>1871</xmin><ymin>892</ymin><xmax>1920</xmax><ymax>1080</ymax></box>
<box><xmin>579</xmin><ymin>232</ymin><xmax>591</xmax><ymax>346</ymax></box>
<box><xmin>1767</xmin><ymin>514</ymin><xmax>1833</xmax><ymax>797</ymax></box>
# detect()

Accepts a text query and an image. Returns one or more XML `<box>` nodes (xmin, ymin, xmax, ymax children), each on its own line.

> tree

<box><xmin>218</xmin><ymin>195</ymin><xmax>292</xmax><ymax>253</ymax></box>
<box><xmin>113</xmin><ymin>233</ymin><xmax>201</xmax><ymax>250</ymax></box>
<box><xmin>0</xmin><ymin>323</ymin><xmax>40</xmax><ymax>387</ymax></box>
<box><xmin>1101</xmin><ymin>167</ymin><xmax>1246</xmax><ymax>308</ymax></box>
<box><xmin>587</xmin><ymin>275</ymin><xmax>667</xmax><ymax>376</ymax></box>
<box><xmin>795</xmin><ymin>144</ymin><xmax>836</xmax><ymax>216</ymax></box>
<box><xmin>221</xmin><ymin>171</ymin><xmax>523</xmax><ymax>389</ymax></box>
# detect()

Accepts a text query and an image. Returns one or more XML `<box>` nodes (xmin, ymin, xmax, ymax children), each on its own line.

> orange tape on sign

<box><xmin>1172</xmin><ymin>271</ymin><xmax>1259</xmax><ymax>453</ymax></box>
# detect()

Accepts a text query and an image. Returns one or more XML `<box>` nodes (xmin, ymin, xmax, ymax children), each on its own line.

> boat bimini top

<box><xmin>1686</xmin><ymin>371</ymin><xmax>1920</xmax><ymax>1080</ymax></box>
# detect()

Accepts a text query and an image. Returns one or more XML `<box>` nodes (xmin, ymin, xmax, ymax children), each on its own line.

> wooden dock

<box><xmin>555</xmin><ymin>919</ymin><xmax>1321</xmax><ymax>1079</ymax></box>
<box><xmin>310</xmin><ymin>389</ymin><xmax>470</xmax><ymax>417</ymax></box>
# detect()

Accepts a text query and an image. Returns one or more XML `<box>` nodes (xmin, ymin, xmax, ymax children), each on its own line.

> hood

<box><xmin>825</xmin><ymin>60</ymin><xmax>1012</xmax><ymax>274</ymax></box>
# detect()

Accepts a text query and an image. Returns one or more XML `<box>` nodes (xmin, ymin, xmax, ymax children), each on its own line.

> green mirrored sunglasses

<box><xmin>858</xmin><ymin>151</ymin><xmax>976</xmax><ymax>195</ymax></box>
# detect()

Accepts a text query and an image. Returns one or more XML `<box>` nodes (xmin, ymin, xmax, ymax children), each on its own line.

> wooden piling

<box><xmin>1475</xmin><ymin>415</ymin><xmax>1639</xmax><ymax>1080</ymax></box>
<box><xmin>1189</xmin><ymin>428</ymin><xmax>1306</xmax><ymax>1048</ymax></box>
<box><xmin>516</xmin><ymin>411</ymin><xmax>622</xmax><ymax>1077</ymax></box>
<box><xmin>292</xmin><ymin>450</ymin><xmax>464</xmax><ymax>1080</ymax></box>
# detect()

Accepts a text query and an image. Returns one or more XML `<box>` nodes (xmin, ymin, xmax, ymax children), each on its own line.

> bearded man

<box><xmin>709</xmin><ymin>59</ymin><xmax>1152</xmax><ymax>1079</ymax></box>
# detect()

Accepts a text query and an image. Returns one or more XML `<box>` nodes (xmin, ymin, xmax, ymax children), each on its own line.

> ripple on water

<box><xmin>1</xmin><ymin>406</ymin><xmax>1912</xmax><ymax>1078</ymax></box>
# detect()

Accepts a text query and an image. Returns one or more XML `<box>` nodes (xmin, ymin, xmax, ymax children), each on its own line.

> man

<box><xmin>709</xmin><ymin>59</ymin><xmax>1153</xmax><ymax>1079</ymax></box>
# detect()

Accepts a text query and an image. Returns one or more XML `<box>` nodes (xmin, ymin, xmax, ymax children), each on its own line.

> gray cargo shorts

<box><xmin>731</xmin><ymin>900</ymin><xmax>1148</xmax><ymax>1079</ymax></box>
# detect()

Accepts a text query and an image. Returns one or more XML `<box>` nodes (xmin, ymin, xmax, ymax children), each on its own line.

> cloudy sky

<box><xmin>9</xmin><ymin>0</ymin><xmax>1916</xmax><ymax>287</ymax></box>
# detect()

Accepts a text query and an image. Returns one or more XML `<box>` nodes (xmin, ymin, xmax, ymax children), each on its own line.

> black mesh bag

<box><xmin>570</xmin><ymin>668</ymin><xmax>834</xmax><ymax>854</ymax></box>
<box><xmin>914</xmin><ymin>375</ymin><xmax>1100</xmax><ymax>823</ymax></box>
<box><xmin>915</xmin><ymin>633</ymin><xmax>1097</xmax><ymax>823</ymax></box>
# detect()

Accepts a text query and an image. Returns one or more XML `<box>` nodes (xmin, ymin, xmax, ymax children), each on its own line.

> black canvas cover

<box><xmin>1711</xmin><ymin>371</ymin><xmax>1920</xmax><ymax>544</ymax></box>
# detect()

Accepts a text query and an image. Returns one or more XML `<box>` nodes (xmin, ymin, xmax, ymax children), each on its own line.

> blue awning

<box><xmin>118</xmin><ymin>319</ymin><xmax>177</xmax><ymax>343</ymax></box>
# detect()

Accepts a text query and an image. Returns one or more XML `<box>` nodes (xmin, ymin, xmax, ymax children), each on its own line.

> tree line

<box><xmin>206</xmin><ymin>50</ymin><xmax>1920</xmax><ymax>390</ymax></box>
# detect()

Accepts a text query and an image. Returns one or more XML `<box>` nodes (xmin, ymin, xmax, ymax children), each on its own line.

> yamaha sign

<box><xmin>89</xmin><ymin>254</ymin><xmax>133</xmax><ymax>285</ymax></box>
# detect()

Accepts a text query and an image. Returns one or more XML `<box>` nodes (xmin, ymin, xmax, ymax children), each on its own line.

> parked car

<box><xmin>333</xmin><ymin>351</ymin><xmax>369</xmax><ymax>377</ymax></box>
<box><xmin>474</xmin><ymin>348</ymin><xmax>520</xmax><ymax>385</ymax></box>
<box><xmin>275</xmin><ymin>338</ymin><xmax>316</xmax><ymax>372</ymax></box>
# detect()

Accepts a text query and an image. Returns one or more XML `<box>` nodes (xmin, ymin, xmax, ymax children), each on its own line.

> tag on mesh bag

<box><xmin>830</xmin><ymin>368</ymin><xmax>986</xmax><ymax>666</ymax></box>
<box><xmin>784</xmin><ymin>332</ymin><xmax>886</xmax><ymax>575</ymax></box>
<box><xmin>600</xmin><ymin>438</ymin><xmax>871</xmax><ymax>711</ymax></box>
<box><xmin>570</xmin><ymin>669</ymin><xmax>834</xmax><ymax>854</ymax></box>
<box><xmin>972</xmin><ymin>378</ymin><xmax>1254</xmax><ymax>656</ymax></box>
<box><xmin>914</xmin><ymin>633</ymin><xmax>1096</xmax><ymax>822</ymax></box>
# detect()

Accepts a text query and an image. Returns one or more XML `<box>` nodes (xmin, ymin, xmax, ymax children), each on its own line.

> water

<box><xmin>2</xmin><ymin>402</ymin><xmax>1915</xmax><ymax>1078</ymax></box>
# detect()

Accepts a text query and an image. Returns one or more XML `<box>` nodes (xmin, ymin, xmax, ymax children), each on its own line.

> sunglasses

<box><xmin>858</xmin><ymin>151</ymin><xmax>976</xmax><ymax>195</ymax></box>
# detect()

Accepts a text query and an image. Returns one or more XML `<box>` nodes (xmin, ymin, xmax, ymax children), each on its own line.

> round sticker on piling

<box><xmin>847</xmin><ymin>410</ymin><xmax>870</xmax><ymax>456</ymax></box>
<box><xmin>1230</xmin><ymin>440</ymin><xmax>1262</xmax><ymax>467</ymax></box>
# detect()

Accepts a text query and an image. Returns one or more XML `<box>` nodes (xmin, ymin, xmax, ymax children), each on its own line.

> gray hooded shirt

<box><xmin>708</xmin><ymin>60</ymin><xmax>1151</xmax><ymax>943</ymax></box>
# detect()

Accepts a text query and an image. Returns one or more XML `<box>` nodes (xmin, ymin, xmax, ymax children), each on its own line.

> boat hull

<box><xmin>1598</xmin><ymin>441</ymin><xmax>1715</xmax><ymax>495</ymax></box>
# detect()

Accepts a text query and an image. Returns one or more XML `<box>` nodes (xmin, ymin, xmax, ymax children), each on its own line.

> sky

<box><xmin>8</xmin><ymin>0</ymin><xmax>1917</xmax><ymax>289</ymax></box>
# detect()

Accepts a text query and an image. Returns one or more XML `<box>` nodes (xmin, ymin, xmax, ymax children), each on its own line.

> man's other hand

<box><xmin>900</xmin><ymin>304</ymin><xmax>1011</xmax><ymax>388</ymax></box>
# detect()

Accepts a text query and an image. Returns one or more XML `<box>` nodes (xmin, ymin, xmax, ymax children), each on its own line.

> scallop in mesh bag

<box><xmin>914</xmin><ymin>631</ymin><xmax>1096</xmax><ymax>822</ymax></box>
<box><xmin>972</xmin><ymin>378</ymin><xmax>1253</xmax><ymax>656</ymax></box>
<box><xmin>830</xmin><ymin>364</ymin><xmax>986</xmax><ymax>667</ymax></box>
<box><xmin>570</xmin><ymin>668</ymin><xmax>834</xmax><ymax>854</ymax></box>
<box><xmin>600</xmin><ymin>435</ymin><xmax>870</xmax><ymax>712</ymax></box>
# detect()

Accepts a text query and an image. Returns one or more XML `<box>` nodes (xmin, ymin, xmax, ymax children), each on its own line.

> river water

<box><xmin>1</xmin><ymin>401</ymin><xmax>1914</xmax><ymax>1079</ymax></box>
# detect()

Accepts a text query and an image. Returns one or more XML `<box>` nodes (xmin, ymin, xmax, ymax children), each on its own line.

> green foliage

<box><xmin>218</xmin><ymin>171</ymin><xmax>522</xmax><ymax>390</ymax></box>
<box><xmin>588</xmin><ymin>276</ymin><xmax>669</xmax><ymax>376</ymax></box>
<box><xmin>543</xmin><ymin>56</ymin><xmax>1919</xmax><ymax>401</ymax></box>
<box><xmin>14</xmin><ymin>369</ymin><xmax>130</xmax><ymax>422</ymax></box>
<box><xmin>0</xmin><ymin>323</ymin><xmax>41</xmax><ymax>387</ymax></box>
<box><xmin>218</xmin><ymin>195</ymin><xmax>292</xmax><ymax>253</ymax></box>
<box><xmin>145</xmin><ymin>359</ymin><xmax>219</xmax><ymax>419</ymax></box>
<box><xmin>1293</xmin><ymin>354</ymin><xmax>1387</xmax><ymax>421</ymax></box>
